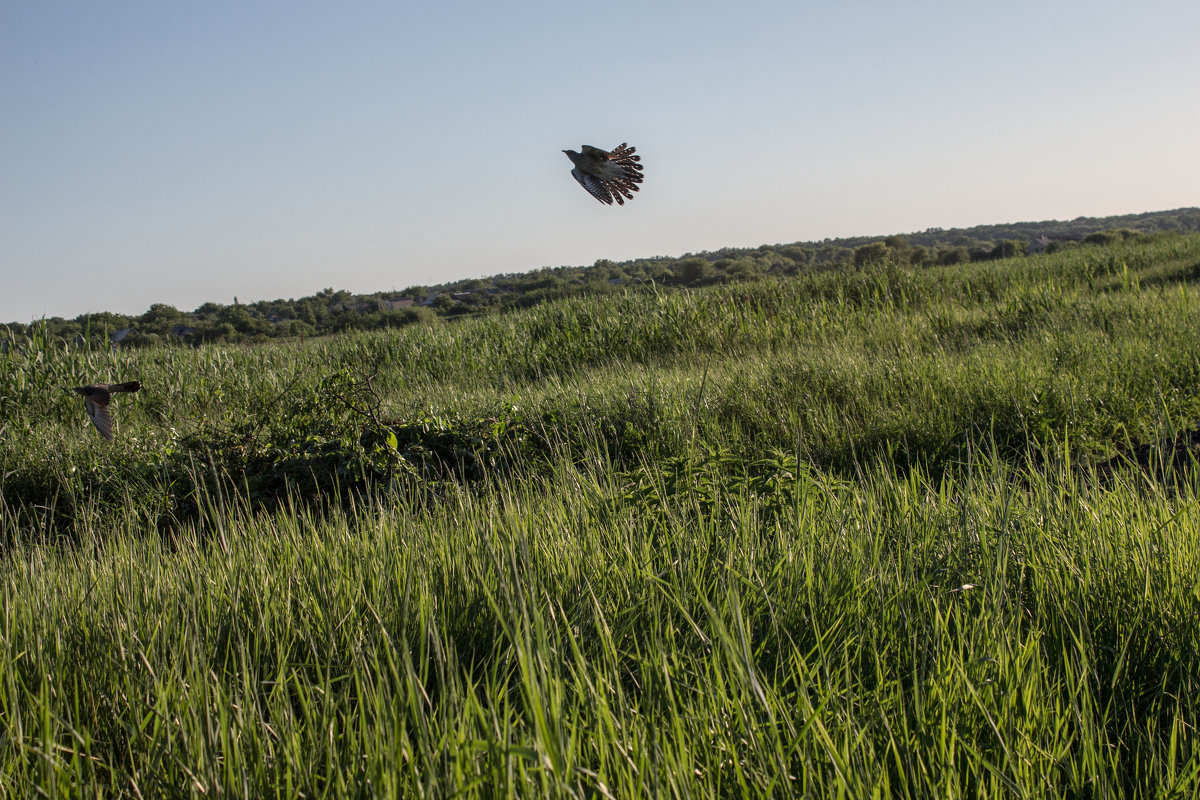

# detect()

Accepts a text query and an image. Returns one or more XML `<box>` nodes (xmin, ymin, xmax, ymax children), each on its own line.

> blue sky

<box><xmin>2</xmin><ymin>1</ymin><xmax>1197</xmax><ymax>322</ymax></box>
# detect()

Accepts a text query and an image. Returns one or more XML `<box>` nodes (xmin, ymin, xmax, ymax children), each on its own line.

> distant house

<box><xmin>382</xmin><ymin>298</ymin><xmax>415</xmax><ymax>311</ymax></box>
<box><xmin>170</xmin><ymin>324</ymin><xmax>197</xmax><ymax>338</ymax></box>
<box><xmin>1028</xmin><ymin>235</ymin><xmax>1052</xmax><ymax>254</ymax></box>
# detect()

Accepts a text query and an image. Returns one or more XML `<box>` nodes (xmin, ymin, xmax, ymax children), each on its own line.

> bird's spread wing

<box><xmin>572</xmin><ymin>168</ymin><xmax>615</xmax><ymax>204</ymax></box>
<box><xmin>580</xmin><ymin>144</ymin><xmax>610</xmax><ymax>159</ymax></box>
<box><xmin>85</xmin><ymin>397</ymin><xmax>114</xmax><ymax>441</ymax></box>
<box><xmin>594</xmin><ymin>159</ymin><xmax>633</xmax><ymax>182</ymax></box>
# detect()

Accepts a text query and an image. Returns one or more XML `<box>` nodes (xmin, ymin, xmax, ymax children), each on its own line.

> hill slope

<box><xmin>3</xmin><ymin>231</ymin><xmax>1200</xmax><ymax>795</ymax></box>
<box><xmin>5</xmin><ymin>207</ymin><xmax>1198</xmax><ymax>347</ymax></box>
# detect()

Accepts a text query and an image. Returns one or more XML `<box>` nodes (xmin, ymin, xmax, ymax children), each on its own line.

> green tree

<box><xmin>1083</xmin><ymin>230</ymin><xmax>1123</xmax><ymax>246</ymax></box>
<box><xmin>991</xmin><ymin>239</ymin><xmax>1027</xmax><ymax>259</ymax></box>
<box><xmin>138</xmin><ymin>304</ymin><xmax>182</xmax><ymax>335</ymax></box>
<box><xmin>678</xmin><ymin>258</ymin><xmax>713</xmax><ymax>285</ymax></box>
<box><xmin>854</xmin><ymin>242</ymin><xmax>891</xmax><ymax>268</ymax></box>
<box><xmin>882</xmin><ymin>236</ymin><xmax>915</xmax><ymax>264</ymax></box>
<box><xmin>717</xmin><ymin>258</ymin><xmax>762</xmax><ymax>282</ymax></box>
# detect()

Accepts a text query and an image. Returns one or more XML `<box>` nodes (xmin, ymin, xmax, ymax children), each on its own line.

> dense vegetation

<box><xmin>2</xmin><ymin>232</ymin><xmax>1200</xmax><ymax>796</ymax></box>
<box><xmin>5</xmin><ymin>207</ymin><xmax>1198</xmax><ymax>348</ymax></box>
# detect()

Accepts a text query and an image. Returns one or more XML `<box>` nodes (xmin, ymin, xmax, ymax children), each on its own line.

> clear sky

<box><xmin>2</xmin><ymin>1</ymin><xmax>1197</xmax><ymax>323</ymax></box>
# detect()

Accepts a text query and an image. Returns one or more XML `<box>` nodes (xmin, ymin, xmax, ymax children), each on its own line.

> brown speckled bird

<box><xmin>562</xmin><ymin>142</ymin><xmax>644</xmax><ymax>205</ymax></box>
<box><xmin>73</xmin><ymin>381</ymin><xmax>141</xmax><ymax>441</ymax></box>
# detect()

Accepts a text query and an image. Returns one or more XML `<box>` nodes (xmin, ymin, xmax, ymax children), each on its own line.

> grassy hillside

<box><xmin>7</xmin><ymin>207</ymin><xmax>1198</xmax><ymax>348</ymax></box>
<box><xmin>2</xmin><ymin>233</ymin><xmax>1200</xmax><ymax>796</ymax></box>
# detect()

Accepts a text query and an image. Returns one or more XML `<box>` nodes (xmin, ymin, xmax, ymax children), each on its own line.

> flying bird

<box><xmin>563</xmin><ymin>142</ymin><xmax>644</xmax><ymax>205</ymax></box>
<box><xmin>73</xmin><ymin>381</ymin><xmax>141</xmax><ymax>441</ymax></box>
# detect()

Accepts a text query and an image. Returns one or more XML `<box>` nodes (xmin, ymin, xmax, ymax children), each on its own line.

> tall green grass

<box><xmin>2</xmin><ymin>233</ymin><xmax>1200</xmax><ymax>795</ymax></box>
<box><xmin>2</xmin><ymin>454</ymin><xmax>1197</xmax><ymax>796</ymax></box>
<box><xmin>7</xmin><ymin>233</ymin><xmax>1200</xmax><ymax>537</ymax></box>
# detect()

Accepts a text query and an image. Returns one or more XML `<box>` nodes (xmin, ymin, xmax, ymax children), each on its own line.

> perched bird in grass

<box><xmin>562</xmin><ymin>142</ymin><xmax>644</xmax><ymax>205</ymax></box>
<box><xmin>73</xmin><ymin>381</ymin><xmax>141</xmax><ymax>441</ymax></box>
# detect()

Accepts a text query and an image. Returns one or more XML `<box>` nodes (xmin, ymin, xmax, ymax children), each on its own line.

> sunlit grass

<box><xmin>2</xmin><ymin>233</ymin><xmax>1200</xmax><ymax>795</ymax></box>
<box><xmin>2</xmin><ymin>456</ymin><xmax>1198</xmax><ymax>796</ymax></box>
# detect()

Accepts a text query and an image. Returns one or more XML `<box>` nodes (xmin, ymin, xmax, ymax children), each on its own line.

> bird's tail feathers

<box><xmin>611</xmin><ymin>182</ymin><xmax>637</xmax><ymax>201</ymax></box>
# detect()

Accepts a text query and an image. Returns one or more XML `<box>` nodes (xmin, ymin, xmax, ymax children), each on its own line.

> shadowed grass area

<box><xmin>2</xmin><ymin>233</ymin><xmax>1200</xmax><ymax>795</ymax></box>
<box><xmin>2</xmin><ymin>456</ymin><xmax>1198</xmax><ymax>796</ymax></box>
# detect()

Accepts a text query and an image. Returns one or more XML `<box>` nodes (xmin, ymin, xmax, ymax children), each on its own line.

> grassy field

<box><xmin>2</xmin><ymin>234</ymin><xmax>1200</xmax><ymax>796</ymax></box>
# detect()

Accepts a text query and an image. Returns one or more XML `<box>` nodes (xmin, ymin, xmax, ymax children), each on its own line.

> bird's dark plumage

<box><xmin>73</xmin><ymin>381</ymin><xmax>141</xmax><ymax>441</ymax></box>
<box><xmin>563</xmin><ymin>142</ymin><xmax>644</xmax><ymax>205</ymax></box>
